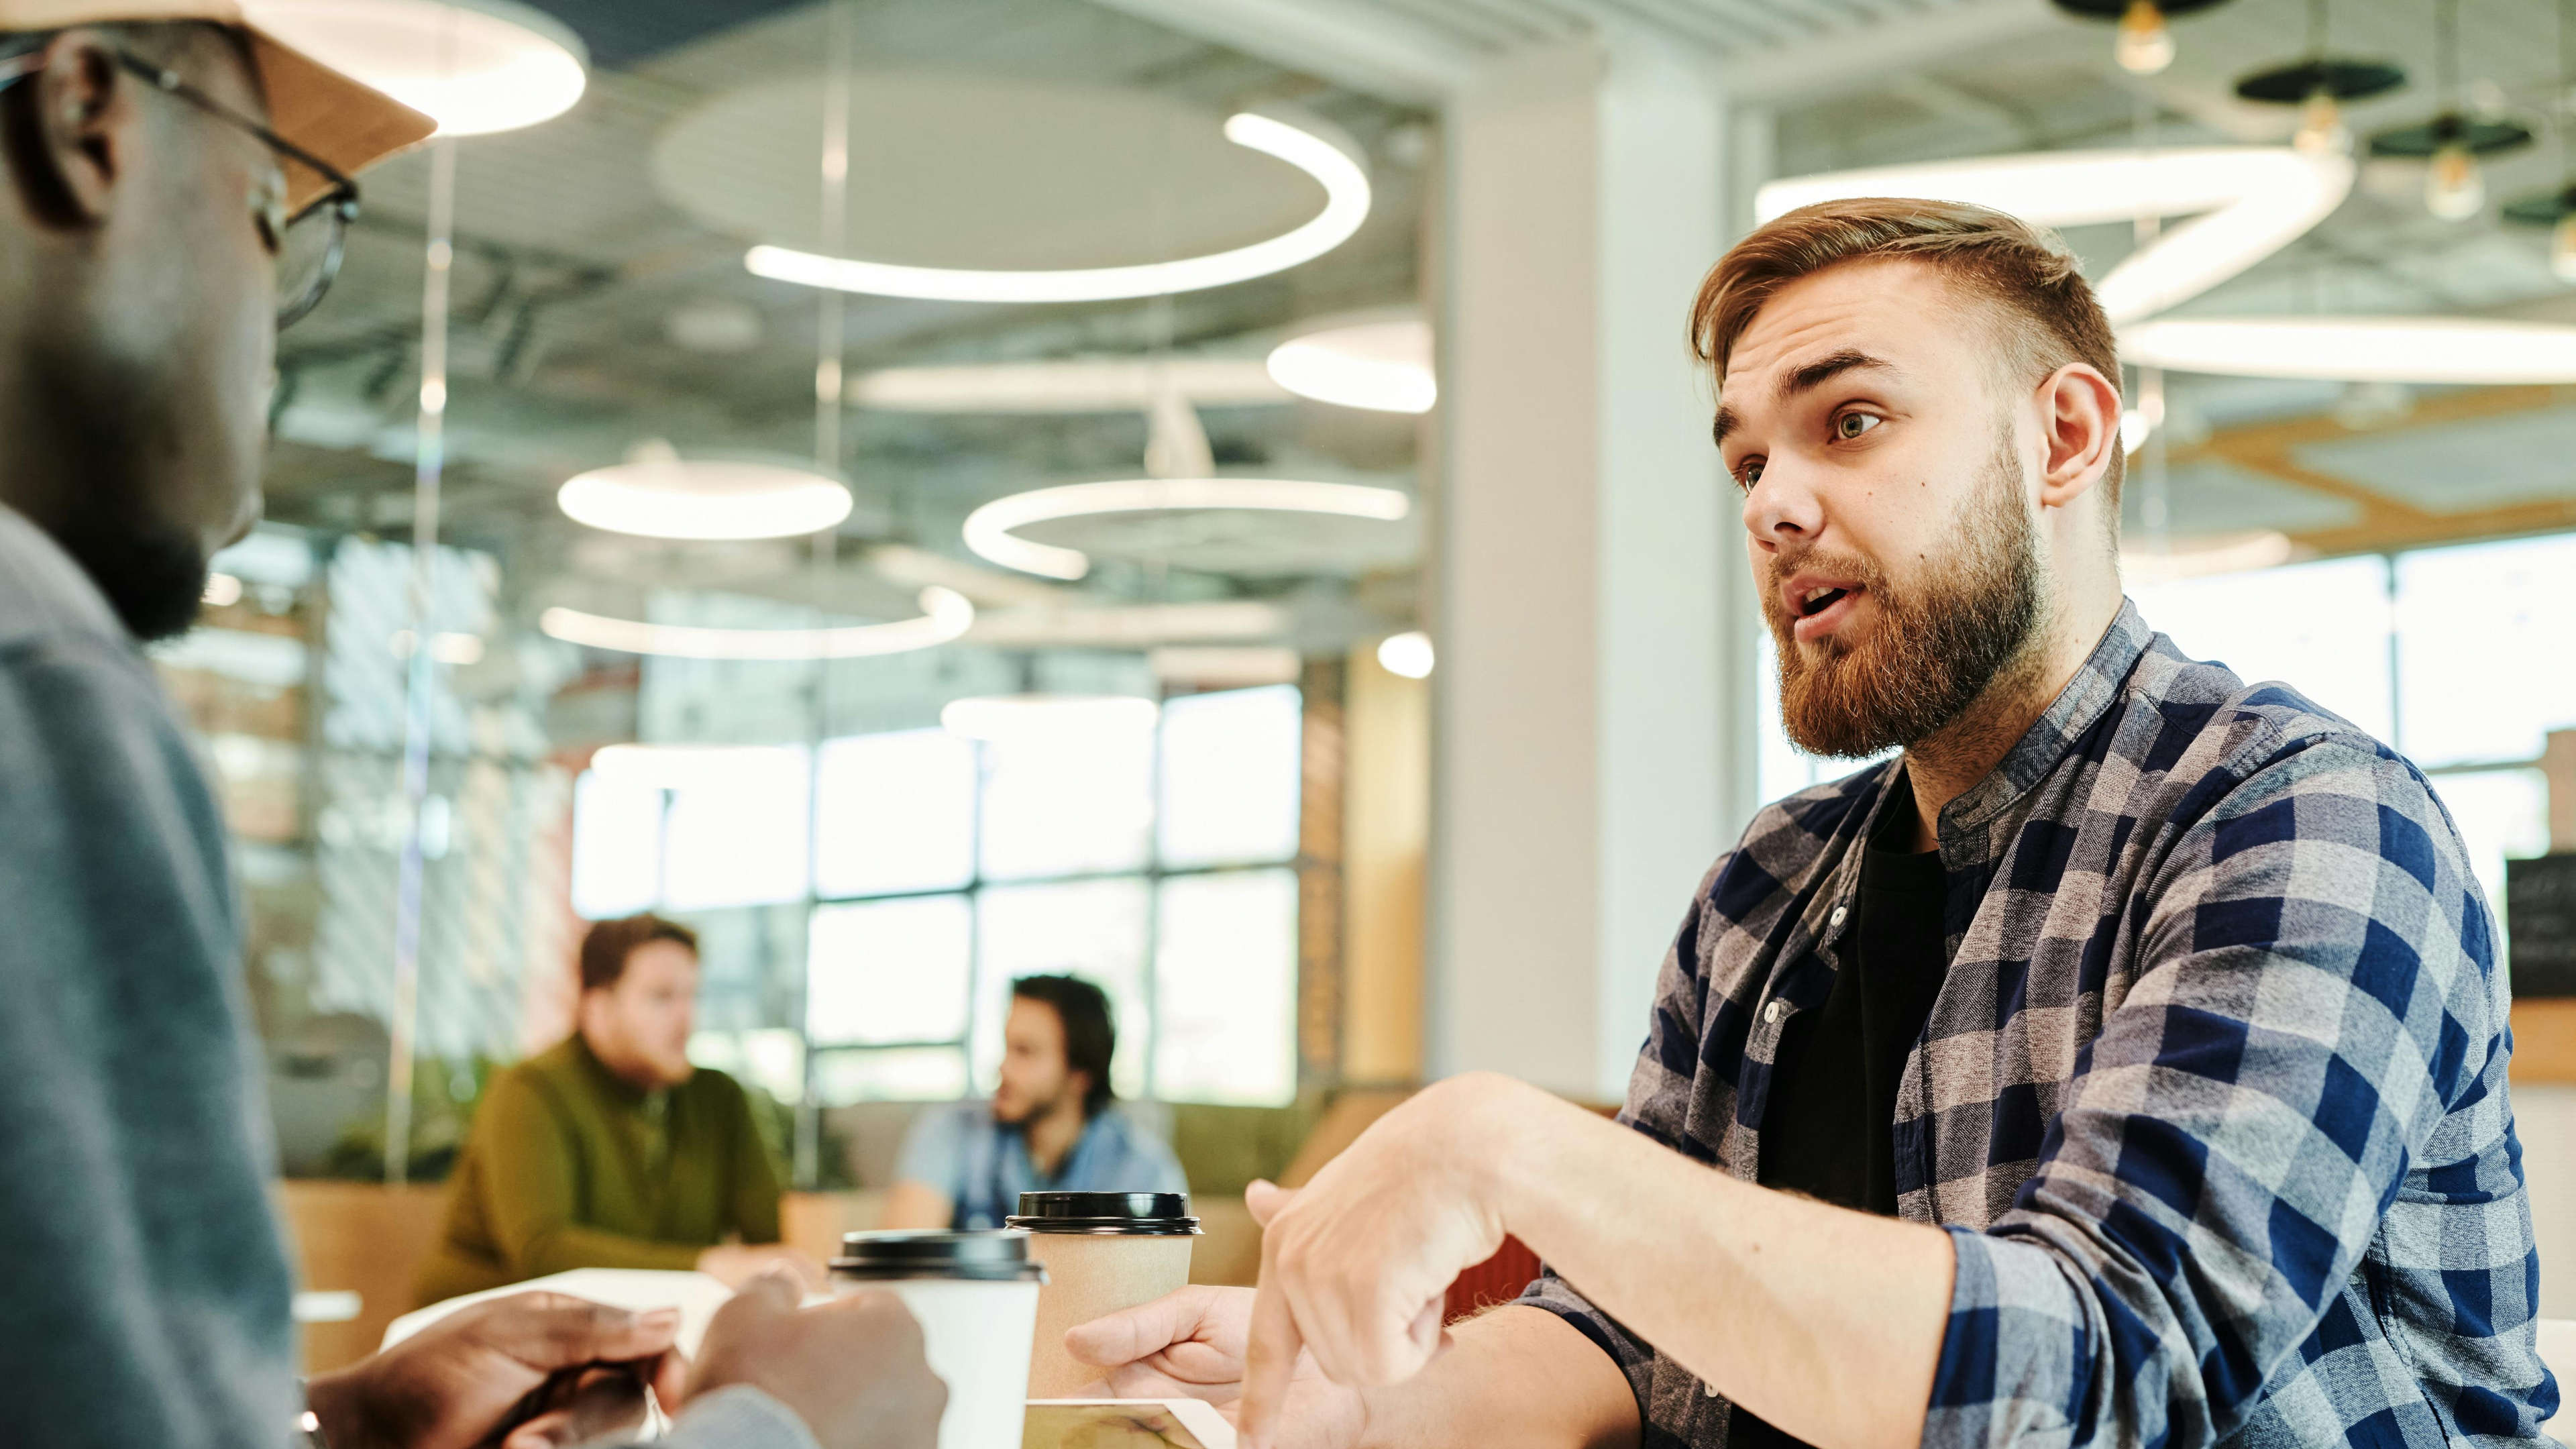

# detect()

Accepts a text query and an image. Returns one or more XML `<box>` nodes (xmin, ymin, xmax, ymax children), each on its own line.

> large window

<box><xmin>1756</xmin><ymin>534</ymin><xmax>2576</xmax><ymax>941</ymax></box>
<box><xmin>571</xmin><ymin>685</ymin><xmax>1305</xmax><ymax>1107</ymax></box>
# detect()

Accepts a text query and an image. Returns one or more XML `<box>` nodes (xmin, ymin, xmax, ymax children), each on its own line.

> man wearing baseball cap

<box><xmin>0</xmin><ymin>7</ymin><xmax>944</xmax><ymax>1448</ymax></box>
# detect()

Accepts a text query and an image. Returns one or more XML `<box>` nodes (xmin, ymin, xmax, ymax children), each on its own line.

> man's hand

<box><xmin>688</xmin><ymin>1267</ymin><xmax>947</xmax><ymax>1449</ymax></box>
<box><xmin>1239</xmin><ymin>1075</ymin><xmax>1531</xmax><ymax>1449</ymax></box>
<box><xmin>696</xmin><ymin>1242</ymin><xmax>828</xmax><ymax>1291</ymax></box>
<box><xmin>1064</xmin><ymin>1284</ymin><xmax>1368</xmax><ymax>1449</ymax></box>
<box><xmin>305</xmin><ymin>1293</ymin><xmax>686</xmax><ymax>1449</ymax></box>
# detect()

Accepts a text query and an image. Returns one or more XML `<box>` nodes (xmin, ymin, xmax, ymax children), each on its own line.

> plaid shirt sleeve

<box><xmin>1927</xmin><ymin>731</ymin><xmax>2518</xmax><ymax>1448</ymax></box>
<box><xmin>1517</xmin><ymin>857</ymin><xmax>1728</xmax><ymax>1408</ymax></box>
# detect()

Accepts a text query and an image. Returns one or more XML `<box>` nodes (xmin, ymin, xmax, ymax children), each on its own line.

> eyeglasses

<box><xmin>0</xmin><ymin>44</ymin><xmax>363</xmax><ymax>329</ymax></box>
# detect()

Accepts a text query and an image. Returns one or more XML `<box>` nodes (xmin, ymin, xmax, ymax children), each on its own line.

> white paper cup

<box><xmin>830</xmin><ymin>1231</ymin><xmax>1048</xmax><ymax>1449</ymax></box>
<box><xmin>1005</xmin><ymin>1192</ymin><xmax>1201</xmax><ymax>1398</ymax></box>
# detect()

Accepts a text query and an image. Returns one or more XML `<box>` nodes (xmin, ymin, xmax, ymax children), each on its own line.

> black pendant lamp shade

<box><xmin>2235</xmin><ymin>58</ymin><xmax>2405</xmax><ymax>105</ymax></box>
<box><xmin>2503</xmin><ymin>186</ymin><xmax>2576</xmax><ymax>225</ymax></box>
<box><xmin>2368</xmin><ymin>113</ymin><xmax>2537</xmax><ymax>159</ymax></box>
<box><xmin>2049</xmin><ymin>0</ymin><xmax>2228</xmax><ymax>15</ymax></box>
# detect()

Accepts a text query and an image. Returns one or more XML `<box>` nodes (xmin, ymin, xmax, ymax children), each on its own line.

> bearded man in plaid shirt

<box><xmin>1065</xmin><ymin>196</ymin><xmax>2559</xmax><ymax>1449</ymax></box>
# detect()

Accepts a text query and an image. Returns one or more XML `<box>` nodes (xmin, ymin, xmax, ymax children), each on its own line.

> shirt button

<box><xmin>1763</xmin><ymin>1000</ymin><xmax>1784</xmax><ymax>1025</ymax></box>
<box><xmin>1829</xmin><ymin>905</ymin><xmax>1848</xmax><ymax>928</ymax></box>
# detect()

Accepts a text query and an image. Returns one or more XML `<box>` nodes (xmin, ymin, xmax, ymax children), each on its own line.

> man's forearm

<box><xmin>1357</xmin><ymin>1306</ymin><xmax>1638</xmax><ymax>1449</ymax></box>
<box><xmin>1484</xmin><ymin>1079</ymin><xmax>1955</xmax><ymax>1449</ymax></box>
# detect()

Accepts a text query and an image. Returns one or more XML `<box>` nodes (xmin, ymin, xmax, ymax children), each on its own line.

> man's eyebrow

<box><xmin>1712</xmin><ymin>349</ymin><xmax>1900</xmax><ymax>451</ymax></box>
<box><xmin>1780</xmin><ymin>348</ymin><xmax>1898</xmax><ymax>402</ymax></box>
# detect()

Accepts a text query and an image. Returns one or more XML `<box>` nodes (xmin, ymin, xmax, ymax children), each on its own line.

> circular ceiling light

<box><xmin>744</xmin><ymin>111</ymin><xmax>1370</xmax><ymax>304</ymax></box>
<box><xmin>557</xmin><ymin>442</ymin><xmax>853</xmax><ymax>541</ymax></box>
<box><xmin>940</xmin><ymin>694</ymin><xmax>1160</xmax><ymax>743</ymax></box>
<box><xmin>242</xmin><ymin>0</ymin><xmax>588</xmax><ymax>137</ymax></box>
<box><xmin>1376</xmin><ymin>631</ymin><xmax>1434</xmax><ymax>680</ymax></box>
<box><xmin>1267</xmin><ymin>317</ymin><xmax>1436</xmax><ymax>413</ymax></box>
<box><xmin>2120</xmin><ymin>316</ymin><xmax>2576</xmax><ymax>383</ymax></box>
<box><xmin>963</xmin><ymin>478</ymin><xmax>1413</xmax><ymax>581</ymax></box>
<box><xmin>539</xmin><ymin>586</ymin><xmax>974</xmax><ymax>661</ymax></box>
<box><xmin>1756</xmin><ymin>147</ymin><xmax>2352</xmax><ymax>325</ymax></box>
<box><xmin>849</xmin><ymin>356</ymin><xmax>1288</xmax><ymax>413</ymax></box>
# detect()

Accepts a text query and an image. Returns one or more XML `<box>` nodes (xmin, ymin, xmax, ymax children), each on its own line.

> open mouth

<box><xmin>1797</xmin><ymin>585</ymin><xmax>1851</xmax><ymax>619</ymax></box>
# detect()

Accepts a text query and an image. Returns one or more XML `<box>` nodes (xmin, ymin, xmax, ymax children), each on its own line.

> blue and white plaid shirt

<box><xmin>1522</xmin><ymin>600</ymin><xmax>2557</xmax><ymax>1447</ymax></box>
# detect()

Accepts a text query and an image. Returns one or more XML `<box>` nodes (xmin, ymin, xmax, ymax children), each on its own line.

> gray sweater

<box><xmin>0</xmin><ymin>506</ymin><xmax>809</xmax><ymax>1449</ymax></box>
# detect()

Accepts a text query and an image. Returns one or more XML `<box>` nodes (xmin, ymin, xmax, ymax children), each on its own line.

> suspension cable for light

<box><xmin>745</xmin><ymin>111</ymin><xmax>1370</xmax><ymax>304</ymax></box>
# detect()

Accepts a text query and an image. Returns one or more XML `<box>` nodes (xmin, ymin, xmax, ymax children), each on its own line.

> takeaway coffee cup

<box><xmin>1006</xmin><ymin>1191</ymin><xmax>1201</xmax><ymax>1397</ymax></box>
<box><xmin>830</xmin><ymin>1232</ymin><xmax>1048</xmax><ymax>1449</ymax></box>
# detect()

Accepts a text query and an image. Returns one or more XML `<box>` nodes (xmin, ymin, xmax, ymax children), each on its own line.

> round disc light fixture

<box><xmin>1756</xmin><ymin>147</ymin><xmax>2352</xmax><ymax>325</ymax></box>
<box><xmin>539</xmin><ymin>586</ymin><xmax>975</xmax><ymax>661</ymax></box>
<box><xmin>242</xmin><ymin>0</ymin><xmax>588</xmax><ymax>136</ymax></box>
<box><xmin>1376</xmin><ymin>631</ymin><xmax>1434</xmax><ymax>680</ymax></box>
<box><xmin>557</xmin><ymin>443</ymin><xmax>854</xmax><ymax>541</ymax></box>
<box><xmin>963</xmin><ymin>478</ymin><xmax>1413</xmax><ymax>582</ymax></box>
<box><xmin>2121</xmin><ymin>316</ymin><xmax>2576</xmax><ymax>384</ymax></box>
<box><xmin>1267</xmin><ymin>317</ymin><xmax>1436</xmax><ymax>414</ymax></box>
<box><xmin>745</xmin><ymin>111</ymin><xmax>1370</xmax><ymax>304</ymax></box>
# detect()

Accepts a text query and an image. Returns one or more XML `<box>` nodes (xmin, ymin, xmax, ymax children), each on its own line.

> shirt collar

<box><xmin>1937</xmin><ymin>598</ymin><xmax>2153</xmax><ymax>841</ymax></box>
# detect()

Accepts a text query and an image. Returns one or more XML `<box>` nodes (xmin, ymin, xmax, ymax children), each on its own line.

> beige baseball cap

<box><xmin>0</xmin><ymin>0</ymin><xmax>435</xmax><ymax>209</ymax></box>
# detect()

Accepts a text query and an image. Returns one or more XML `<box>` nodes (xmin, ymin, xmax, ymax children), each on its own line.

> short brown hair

<box><xmin>579</xmin><ymin>914</ymin><xmax>698</xmax><ymax>993</ymax></box>
<box><xmin>1691</xmin><ymin>196</ymin><xmax>2123</xmax><ymax>500</ymax></box>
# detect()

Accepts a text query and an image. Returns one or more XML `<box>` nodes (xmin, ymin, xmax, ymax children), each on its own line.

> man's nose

<box><xmin>1742</xmin><ymin>466</ymin><xmax>1824</xmax><ymax>549</ymax></box>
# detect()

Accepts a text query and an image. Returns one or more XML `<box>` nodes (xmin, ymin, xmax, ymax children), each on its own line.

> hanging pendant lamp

<box><xmin>2232</xmin><ymin>0</ymin><xmax>2404</xmax><ymax>155</ymax></box>
<box><xmin>2502</xmin><ymin>0</ymin><xmax>2576</xmax><ymax>280</ymax></box>
<box><xmin>2049</xmin><ymin>0</ymin><xmax>2235</xmax><ymax>77</ymax></box>
<box><xmin>2367</xmin><ymin>0</ymin><xmax>2532</xmax><ymax>221</ymax></box>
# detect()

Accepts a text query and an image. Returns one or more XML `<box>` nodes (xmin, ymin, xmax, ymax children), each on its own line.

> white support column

<box><xmin>1430</xmin><ymin>33</ymin><xmax>1737</xmax><ymax>1102</ymax></box>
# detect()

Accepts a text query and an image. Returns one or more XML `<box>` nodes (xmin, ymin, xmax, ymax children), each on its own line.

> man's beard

<box><xmin>49</xmin><ymin>497</ymin><xmax>209</xmax><ymax>643</ymax></box>
<box><xmin>1765</xmin><ymin>430</ymin><xmax>2044</xmax><ymax>759</ymax></box>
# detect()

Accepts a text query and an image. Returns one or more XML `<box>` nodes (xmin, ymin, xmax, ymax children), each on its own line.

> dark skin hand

<box><xmin>305</xmin><ymin>1293</ymin><xmax>686</xmax><ymax>1449</ymax></box>
<box><xmin>689</xmin><ymin>1268</ymin><xmax>950</xmax><ymax>1449</ymax></box>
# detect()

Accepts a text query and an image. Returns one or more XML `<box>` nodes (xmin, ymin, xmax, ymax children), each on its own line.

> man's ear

<box><xmin>7</xmin><ymin>30</ymin><xmax>134</xmax><ymax>229</ymax></box>
<box><xmin>2035</xmin><ymin>362</ymin><xmax>2122</xmax><ymax>511</ymax></box>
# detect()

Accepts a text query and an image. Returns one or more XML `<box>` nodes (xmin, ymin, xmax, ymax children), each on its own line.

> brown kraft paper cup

<box><xmin>1008</xmin><ymin>1192</ymin><xmax>1200</xmax><ymax>1397</ymax></box>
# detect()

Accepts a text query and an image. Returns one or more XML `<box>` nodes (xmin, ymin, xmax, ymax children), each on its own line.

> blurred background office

<box><xmin>191</xmin><ymin>0</ymin><xmax>2576</xmax><ymax>1370</ymax></box>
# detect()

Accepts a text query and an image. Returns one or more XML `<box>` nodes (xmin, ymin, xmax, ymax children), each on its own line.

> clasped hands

<box><xmin>307</xmin><ymin>1267</ymin><xmax>945</xmax><ymax>1449</ymax></box>
<box><xmin>1067</xmin><ymin>1072</ymin><xmax>1542</xmax><ymax>1449</ymax></box>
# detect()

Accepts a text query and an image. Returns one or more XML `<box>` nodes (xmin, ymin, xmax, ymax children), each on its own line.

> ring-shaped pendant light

<box><xmin>242</xmin><ymin>0</ymin><xmax>588</xmax><ymax>136</ymax></box>
<box><xmin>962</xmin><ymin>478</ymin><xmax>1413</xmax><ymax>582</ymax></box>
<box><xmin>1756</xmin><ymin>146</ymin><xmax>2353</xmax><ymax>325</ymax></box>
<box><xmin>2117</xmin><ymin>316</ymin><xmax>2576</xmax><ymax>383</ymax></box>
<box><xmin>744</xmin><ymin>111</ymin><xmax>1371</xmax><ymax>304</ymax></box>
<box><xmin>539</xmin><ymin>586</ymin><xmax>976</xmax><ymax>661</ymax></box>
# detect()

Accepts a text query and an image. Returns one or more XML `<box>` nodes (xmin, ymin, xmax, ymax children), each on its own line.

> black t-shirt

<box><xmin>1730</xmin><ymin>786</ymin><xmax>1948</xmax><ymax>1449</ymax></box>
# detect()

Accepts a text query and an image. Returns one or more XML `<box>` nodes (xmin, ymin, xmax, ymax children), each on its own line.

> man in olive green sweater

<box><xmin>419</xmin><ymin>914</ymin><xmax>823</xmax><ymax>1305</ymax></box>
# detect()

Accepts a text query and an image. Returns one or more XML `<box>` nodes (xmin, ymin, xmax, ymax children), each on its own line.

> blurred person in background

<box><xmin>417</xmin><ymin>913</ymin><xmax>822</xmax><ymax>1305</ymax></box>
<box><xmin>883</xmin><ymin>973</ymin><xmax>1185</xmax><ymax>1230</ymax></box>
<box><xmin>0</xmin><ymin>10</ymin><xmax>936</xmax><ymax>1440</ymax></box>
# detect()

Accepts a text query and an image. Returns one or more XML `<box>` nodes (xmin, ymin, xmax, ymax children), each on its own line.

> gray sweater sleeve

<box><xmin>0</xmin><ymin>630</ymin><xmax>301</xmax><ymax>1447</ymax></box>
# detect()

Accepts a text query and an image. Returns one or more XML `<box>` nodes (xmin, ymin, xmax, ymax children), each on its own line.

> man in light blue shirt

<box><xmin>883</xmin><ymin>975</ymin><xmax>1187</xmax><ymax>1230</ymax></box>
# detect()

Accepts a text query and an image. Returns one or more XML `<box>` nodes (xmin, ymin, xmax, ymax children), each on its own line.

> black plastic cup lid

<box><xmin>830</xmin><ymin>1230</ymin><xmax>1049</xmax><ymax>1281</ymax></box>
<box><xmin>1005</xmin><ymin>1191</ymin><xmax>1201</xmax><ymax>1236</ymax></box>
